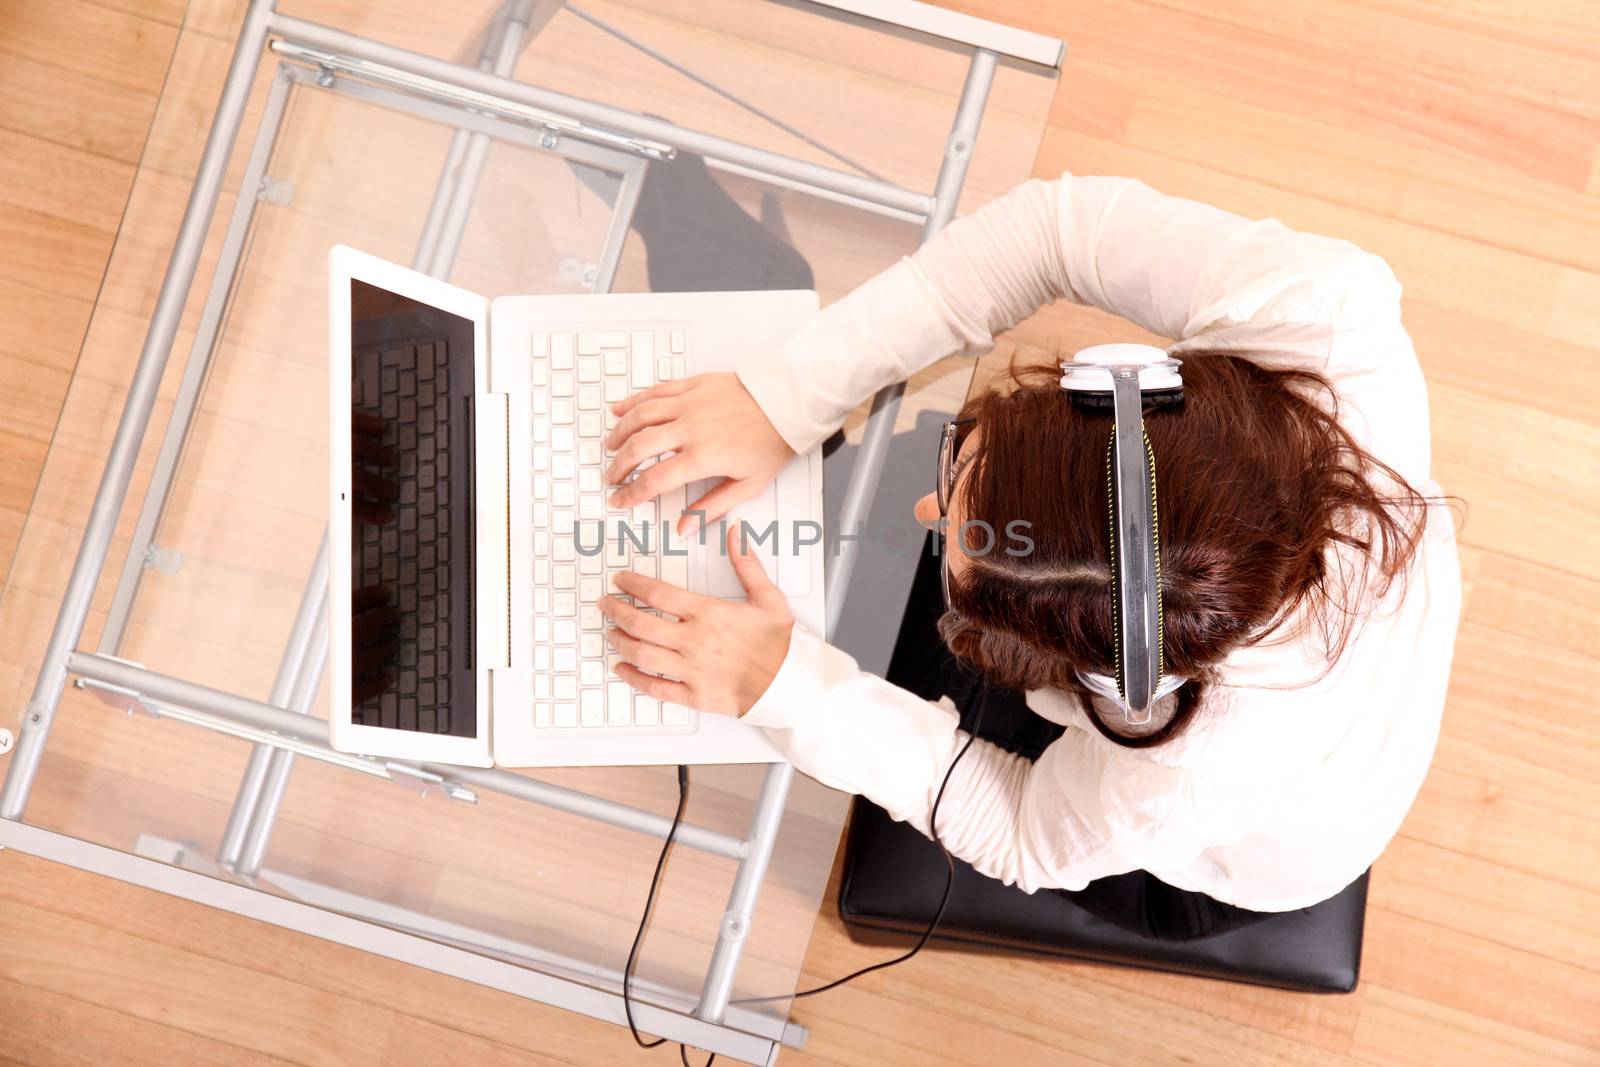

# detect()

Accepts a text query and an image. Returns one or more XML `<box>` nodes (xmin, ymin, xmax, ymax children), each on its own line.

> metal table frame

<box><xmin>0</xmin><ymin>1</ymin><xmax>1063</xmax><ymax>1061</ymax></box>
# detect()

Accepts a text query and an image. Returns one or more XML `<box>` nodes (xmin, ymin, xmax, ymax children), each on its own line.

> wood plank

<box><xmin>0</xmin><ymin>892</ymin><xmax>396</xmax><ymax>1066</ymax></box>
<box><xmin>0</xmin><ymin>976</ymin><xmax>303</xmax><ymax>1067</ymax></box>
<box><xmin>1361</xmin><ymin>907</ymin><xmax>1600</xmax><ymax>1051</ymax></box>
<box><xmin>1348</xmin><ymin>984</ymin><xmax>1598</xmax><ymax>1067</ymax></box>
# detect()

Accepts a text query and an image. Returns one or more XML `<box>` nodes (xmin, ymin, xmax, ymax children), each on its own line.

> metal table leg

<box><xmin>0</xmin><ymin>0</ymin><xmax>279</xmax><ymax>821</ymax></box>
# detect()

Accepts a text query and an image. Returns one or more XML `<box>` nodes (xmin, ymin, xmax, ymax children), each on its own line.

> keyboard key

<box><xmin>631</xmin><ymin>347</ymin><xmax>654</xmax><ymax>388</ymax></box>
<box><xmin>671</xmin><ymin>357</ymin><xmax>687</xmax><ymax>379</ymax></box>
<box><xmin>554</xmin><ymin>701</ymin><xmax>577</xmax><ymax>727</ymax></box>
<box><xmin>664</xmin><ymin>702</ymin><xmax>690</xmax><ymax>726</ymax></box>
<box><xmin>603</xmin><ymin>348</ymin><xmax>628</xmax><ymax>376</ymax></box>
<box><xmin>554</xmin><ymin>676</ymin><xmax>578</xmax><ymax>700</ymax></box>
<box><xmin>577</xmin><ymin>356</ymin><xmax>600</xmax><ymax>383</ymax></box>
<box><xmin>578</xmin><ymin>439</ymin><xmax>602</xmax><ymax>465</ymax></box>
<box><xmin>554</xmin><ymin>619</ymin><xmax>577</xmax><ymax>643</ymax></box>
<box><xmin>657</xmin><ymin>358</ymin><xmax>673</xmax><ymax>381</ymax></box>
<box><xmin>608</xmin><ymin>683</ymin><xmax>633</xmax><ymax>725</ymax></box>
<box><xmin>534</xmin><ymin>645</ymin><xmax>550</xmax><ymax>671</ymax></box>
<box><xmin>551</xmin><ymin>371</ymin><xmax>574</xmax><ymax>397</ymax></box>
<box><xmin>534</xmin><ymin>675</ymin><xmax>551</xmax><ymax>699</ymax></box>
<box><xmin>603</xmin><ymin>377</ymin><xmax>627</xmax><ymax>403</ymax></box>
<box><xmin>534</xmin><ymin>702</ymin><xmax>551</xmax><ymax>728</ymax></box>
<box><xmin>577</xmin><ymin>384</ymin><xmax>601</xmax><ymax>409</ymax></box>
<box><xmin>533</xmin><ymin>559</ymin><xmax>550</xmax><ymax>585</ymax></box>
<box><xmin>553</xmin><ymin>565</ymin><xmax>575</xmax><ymax>589</ymax></box>
<box><xmin>669</xmin><ymin>329</ymin><xmax>685</xmax><ymax>354</ymax></box>
<box><xmin>532</xmin><ymin>416</ymin><xmax>550</xmax><ymax>443</ymax></box>
<box><xmin>552</xmin><ymin>398</ymin><xmax>574</xmax><ymax>424</ymax></box>
<box><xmin>580</xmin><ymin>689</ymin><xmax>604</xmax><ymax>726</ymax></box>
<box><xmin>551</xmin><ymin>332</ymin><xmax>574</xmax><ymax>369</ymax></box>
<box><xmin>553</xmin><ymin>537</ymin><xmax>575</xmax><ymax>562</ymax></box>
<box><xmin>532</xmin><ymin>445</ymin><xmax>550</xmax><ymax>471</ymax></box>
<box><xmin>531</xmin><ymin>333</ymin><xmax>548</xmax><ymax>358</ymax></box>
<box><xmin>554</xmin><ymin>647</ymin><xmax>577</xmax><ymax>672</ymax></box>
<box><xmin>530</xmin><ymin>359</ymin><xmax>549</xmax><ymax>387</ymax></box>
<box><xmin>634</xmin><ymin>695</ymin><xmax>659</xmax><ymax>727</ymax></box>
<box><xmin>580</xmin><ymin>660</ymin><xmax>604</xmax><ymax>686</ymax></box>
<box><xmin>580</xmin><ymin>633</ymin><xmax>603</xmax><ymax>658</ymax></box>
<box><xmin>534</xmin><ymin>616</ymin><xmax>550</xmax><ymax>642</ymax></box>
<box><xmin>552</xmin><ymin>426</ymin><xmax>574</xmax><ymax>452</ymax></box>
<box><xmin>554</xmin><ymin>592</ymin><xmax>577</xmax><ymax>617</ymax></box>
<box><xmin>552</xmin><ymin>453</ymin><xmax>575</xmax><ymax>479</ymax></box>
<box><xmin>578</xmin><ymin>495</ymin><xmax>602</xmax><ymax>520</ymax></box>
<box><xmin>579</xmin><ymin>605</ymin><xmax>603</xmax><ymax>631</ymax></box>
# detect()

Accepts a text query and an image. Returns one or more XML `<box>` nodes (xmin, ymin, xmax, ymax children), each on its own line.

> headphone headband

<box><xmin>1059</xmin><ymin>343</ymin><xmax>1187</xmax><ymax>726</ymax></box>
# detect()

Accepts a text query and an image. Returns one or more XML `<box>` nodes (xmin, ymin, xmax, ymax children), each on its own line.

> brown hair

<box><xmin>937</xmin><ymin>350</ymin><xmax>1463</xmax><ymax>749</ymax></box>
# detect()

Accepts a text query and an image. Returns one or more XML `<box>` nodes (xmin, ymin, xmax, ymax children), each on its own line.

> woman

<box><xmin>595</xmin><ymin>172</ymin><xmax>1463</xmax><ymax>939</ymax></box>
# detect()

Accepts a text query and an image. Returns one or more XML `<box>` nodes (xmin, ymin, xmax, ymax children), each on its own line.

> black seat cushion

<box><xmin>838</xmin><ymin>798</ymin><xmax>1369</xmax><ymax>993</ymax></box>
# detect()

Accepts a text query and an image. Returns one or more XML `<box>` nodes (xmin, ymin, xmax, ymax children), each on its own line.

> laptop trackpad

<box><xmin>689</xmin><ymin>461</ymin><xmax>812</xmax><ymax>600</ymax></box>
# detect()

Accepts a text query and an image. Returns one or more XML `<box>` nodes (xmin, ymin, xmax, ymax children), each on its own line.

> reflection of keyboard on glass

<box><xmin>529</xmin><ymin>325</ymin><xmax>695</xmax><ymax>735</ymax></box>
<box><xmin>351</xmin><ymin>339</ymin><xmax>474</xmax><ymax>737</ymax></box>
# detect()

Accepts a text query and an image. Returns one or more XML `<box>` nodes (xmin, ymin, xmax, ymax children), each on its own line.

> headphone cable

<box><xmin>622</xmin><ymin>679</ymin><xmax>991</xmax><ymax>1063</ymax></box>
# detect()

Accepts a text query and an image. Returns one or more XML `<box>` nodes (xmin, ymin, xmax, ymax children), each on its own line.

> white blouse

<box><xmin>732</xmin><ymin>173</ymin><xmax>1463</xmax><ymax>912</ymax></box>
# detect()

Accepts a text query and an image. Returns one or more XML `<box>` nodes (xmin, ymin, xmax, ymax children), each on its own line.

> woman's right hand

<box><xmin>603</xmin><ymin>371</ymin><xmax>795</xmax><ymax>536</ymax></box>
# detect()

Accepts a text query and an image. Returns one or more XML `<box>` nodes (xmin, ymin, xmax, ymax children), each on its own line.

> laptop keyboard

<box><xmin>529</xmin><ymin>325</ymin><xmax>696</xmax><ymax>734</ymax></box>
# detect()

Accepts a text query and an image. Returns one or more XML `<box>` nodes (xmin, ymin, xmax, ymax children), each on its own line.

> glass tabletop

<box><xmin>0</xmin><ymin>0</ymin><xmax>1056</xmax><ymax>1051</ymax></box>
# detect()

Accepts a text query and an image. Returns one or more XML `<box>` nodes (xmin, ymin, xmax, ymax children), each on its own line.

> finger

<box><xmin>352</xmin><ymin>670</ymin><xmax>393</xmax><ymax>704</ymax></box>
<box><xmin>679</xmin><ymin>477</ymin><xmax>760</xmax><ymax>536</ymax></box>
<box><xmin>352</xmin><ymin>410</ymin><xmax>386</xmax><ymax>435</ymax></box>
<box><xmin>609</xmin><ymin>453</ymin><xmax>695</xmax><ymax>510</ymax></box>
<box><xmin>612</xmin><ymin>570</ymin><xmax>701</xmax><ymax>617</ymax></box>
<box><xmin>604</xmin><ymin>425</ymin><xmax>682</xmax><ymax>487</ymax></box>
<box><xmin>608</xmin><ymin>628</ymin><xmax>689</xmax><ymax>678</ymax></box>
<box><xmin>353</xmin><ymin>467</ymin><xmax>399</xmax><ymax>503</ymax></box>
<box><xmin>599</xmin><ymin>594</ymin><xmax>686</xmax><ymax>648</ymax></box>
<box><xmin>352</xmin><ymin>433</ymin><xmax>397</xmax><ymax>466</ymax></box>
<box><xmin>605</xmin><ymin>396</ymin><xmax>684</xmax><ymax>454</ymax></box>
<box><xmin>352</xmin><ymin>586</ymin><xmax>392</xmax><ymax>613</ymax></box>
<box><xmin>354</xmin><ymin>499</ymin><xmax>394</xmax><ymax>526</ymax></box>
<box><xmin>726</xmin><ymin>524</ymin><xmax>785</xmax><ymax>610</ymax></box>
<box><xmin>614</xmin><ymin>661</ymin><xmax>694</xmax><ymax>705</ymax></box>
<box><xmin>354</xmin><ymin>606</ymin><xmax>401</xmax><ymax>646</ymax></box>
<box><xmin>610</xmin><ymin>377</ymin><xmax>694</xmax><ymax>420</ymax></box>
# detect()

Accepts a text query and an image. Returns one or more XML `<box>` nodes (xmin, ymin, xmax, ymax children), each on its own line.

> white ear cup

<box><xmin>1059</xmin><ymin>343</ymin><xmax>1182</xmax><ymax>394</ymax></box>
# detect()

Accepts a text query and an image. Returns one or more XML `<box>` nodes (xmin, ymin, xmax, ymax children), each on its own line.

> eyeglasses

<box><xmin>936</xmin><ymin>417</ymin><xmax>977</xmax><ymax>612</ymax></box>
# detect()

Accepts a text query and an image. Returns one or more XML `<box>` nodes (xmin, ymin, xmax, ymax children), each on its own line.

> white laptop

<box><xmin>326</xmin><ymin>246</ymin><xmax>824</xmax><ymax>768</ymax></box>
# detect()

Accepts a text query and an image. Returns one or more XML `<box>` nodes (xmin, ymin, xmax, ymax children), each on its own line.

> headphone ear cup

<box><xmin>1069</xmin><ymin>388</ymin><xmax>1184</xmax><ymax>416</ymax></box>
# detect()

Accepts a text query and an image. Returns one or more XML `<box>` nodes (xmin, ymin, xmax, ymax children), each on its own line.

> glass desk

<box><xmin>0</xmin><ymin>1</ymin><xmax>1059</xmax><ymax>1060</ymax></box>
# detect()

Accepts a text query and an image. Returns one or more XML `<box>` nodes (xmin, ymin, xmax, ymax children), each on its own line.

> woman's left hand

<box><xmin>599</xmin><ymin>527</ymin><xmax>794</xmax><ymax>716</ymax></box>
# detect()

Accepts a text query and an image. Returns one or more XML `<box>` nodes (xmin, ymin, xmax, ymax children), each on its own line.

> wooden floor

<box><xmin>2</xmin><ymin>0</ymin><xmax>1598</xmax><ymax>1065</ymax></box>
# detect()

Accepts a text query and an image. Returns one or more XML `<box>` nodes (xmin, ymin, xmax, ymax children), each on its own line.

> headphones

<box><xmin>1060</xmin><ymin>343</ymin><xmax>1187</xmax><ymax>726</ymax></box>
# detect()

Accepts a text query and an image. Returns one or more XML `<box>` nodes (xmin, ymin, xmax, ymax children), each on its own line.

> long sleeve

<box><xmin>742</xmin><ymin>625</ymin><xmax>1265</xmax><ymax>893</ymax></box>
<box><xmin>738</xmin><ymin>172</ymin><xmax>1423</xmax><ymax>483</ymax></box>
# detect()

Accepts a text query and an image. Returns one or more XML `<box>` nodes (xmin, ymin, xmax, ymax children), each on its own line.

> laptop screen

<box><xmin>347</xmin><ymin>279</ymin><xmax>477</xmax><ymax>738</ymax></box>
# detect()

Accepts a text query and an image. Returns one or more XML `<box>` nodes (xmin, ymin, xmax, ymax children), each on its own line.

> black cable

<box><xmin>732</xmin><ymin>676</ymin><xmax>991</xmax><ymax>1006</ymax></box>
<box><xmin>626</xmin><ymin>678</ymin><xmax>991</xmax><ymax>1062</ymax></box>
<box><xmin>623</xmin><ymin>764</ymin><xmax>690</xmax><ymax>1052</ymax></box>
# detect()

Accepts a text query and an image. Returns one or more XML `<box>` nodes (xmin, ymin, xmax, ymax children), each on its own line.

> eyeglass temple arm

<box><xmin>1110</xmin><ymin>368</ymin><xmax>1160</xmax><ymax>719</ymax></box>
